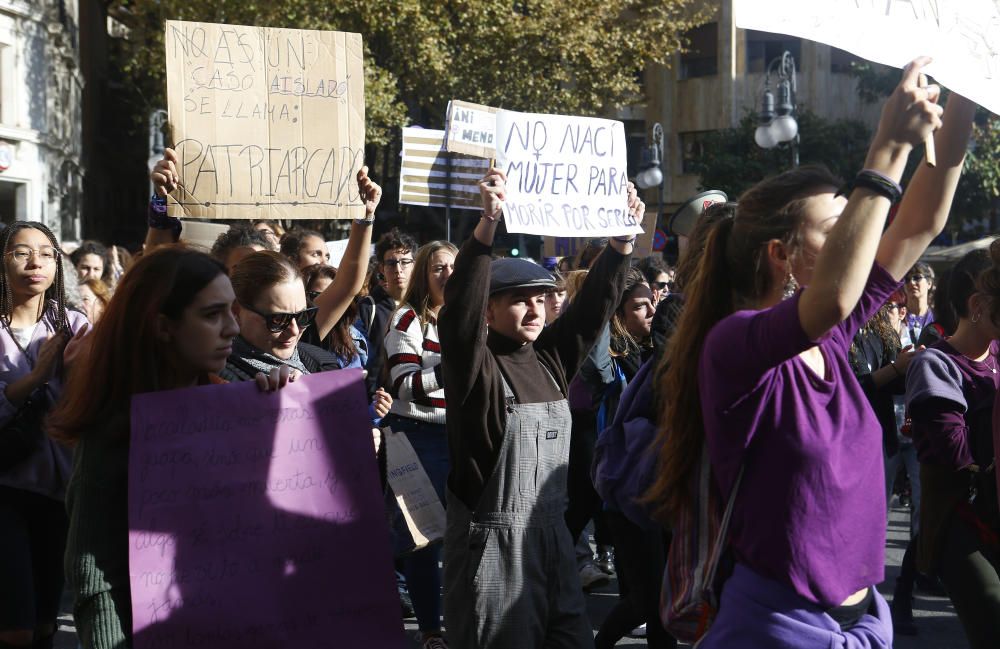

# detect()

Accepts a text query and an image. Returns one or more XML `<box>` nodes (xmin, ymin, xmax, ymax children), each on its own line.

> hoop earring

<box><xmin>782</xmin><ymin>272</ymin><xmax>799</xmax><ymax>300</ymax></box>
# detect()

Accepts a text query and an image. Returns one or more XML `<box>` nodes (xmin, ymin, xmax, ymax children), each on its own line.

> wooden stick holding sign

<box><xmin>920</xmin><ymin>73</ymin><xmax>937</xmax><ymax>168</ymax></box>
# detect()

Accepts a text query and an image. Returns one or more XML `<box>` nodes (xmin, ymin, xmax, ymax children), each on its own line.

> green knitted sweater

<box><xmin>64</xmin><ymin>414</ymin><xmax>132</xmax><ymax>649</ymax></box>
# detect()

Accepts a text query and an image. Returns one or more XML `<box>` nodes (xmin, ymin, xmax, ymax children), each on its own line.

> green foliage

<box><xmin>691</xmin><ymin>110</ymin><xmax>870</xmax><ymax>198</ymax></box>
<box><xmin>107</xmin><ymin>0</ymin><xmax>709</xmax><ymax>145</ymax></box>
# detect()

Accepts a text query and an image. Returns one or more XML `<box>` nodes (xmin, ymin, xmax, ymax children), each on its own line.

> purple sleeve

<box><xmin>830</xmin><ymin>262</ymin><xmax>902</xmax><ymax>351</ymax></box>
<box><xmin>910</xmin><ymin>397</ymin><xmax>975</xmax><ymax>469</ymax></box>
<box><xmin>703</xmin><ymin>291</ymin><xmax>825</xmax><ymax>396</ymax></box>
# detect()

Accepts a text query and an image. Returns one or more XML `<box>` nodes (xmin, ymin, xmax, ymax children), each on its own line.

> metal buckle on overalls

<box><xmin>505</xmin><ymin>396</ymin><xmax>515</xmax><ymax>413</ymax></box>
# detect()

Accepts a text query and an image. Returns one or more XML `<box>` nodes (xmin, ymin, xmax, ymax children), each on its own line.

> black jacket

<box><xmin>356</xmin><ymin>284</ymin><xmax>397</xmax><ymax>395</ymax></box>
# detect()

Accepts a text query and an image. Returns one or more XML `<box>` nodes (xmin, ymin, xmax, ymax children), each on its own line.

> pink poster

<box><xmin>128</xmin><ymin>369</ymin><xmax>403</xmax><ymax>649</ymax></box>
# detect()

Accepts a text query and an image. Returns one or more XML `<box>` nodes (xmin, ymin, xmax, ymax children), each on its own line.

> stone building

<box><xmin>0</xmin><ymin>0</ymin><xmax>83</xmax><ymax>240</ymax></box>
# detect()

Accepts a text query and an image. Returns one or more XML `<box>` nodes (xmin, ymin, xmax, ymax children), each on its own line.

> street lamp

<box><xmin>754</xmin><ymin>51</ymin><xmax>799</xmax><ymax>167</ymax></box>
<box><xmin>636</xmin><ymin>123</ymin><xmax>664</xmax><ymax>247</ymax></box>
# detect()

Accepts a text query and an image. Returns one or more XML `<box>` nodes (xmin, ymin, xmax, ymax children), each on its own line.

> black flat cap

<box><xmin>489</xmin><ymin>258</ymin><xmax>558</xmax><ymax>295</ymax></box>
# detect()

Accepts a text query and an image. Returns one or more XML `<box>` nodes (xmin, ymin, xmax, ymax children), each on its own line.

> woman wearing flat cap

<box><xmin>438</xmin><ymin>167</ymin><xmax>643</xmax><ymax>649</ymax></box>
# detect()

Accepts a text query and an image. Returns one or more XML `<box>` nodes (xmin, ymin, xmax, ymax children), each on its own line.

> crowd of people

<box><xmin>1</xmin><ymin>56</ymin><xmax>999</xmax><ymax>649</ymax></box>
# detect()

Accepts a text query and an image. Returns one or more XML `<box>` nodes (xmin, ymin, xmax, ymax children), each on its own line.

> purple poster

<box><xmin>128</xmin><ymin>369</ymin><xmax>403</xmax><ymax>649</ymax></box>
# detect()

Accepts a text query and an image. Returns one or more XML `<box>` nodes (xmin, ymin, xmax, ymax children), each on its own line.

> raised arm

<box><xmin>877</xmin><ymin>92</ymin><xmax>977</xmax><ymax>280</ymax></box>
<box><xmin>799</xmin><ymin>57</ymin><xmax>942</xmax><ymax>341</ymax></box>
<box><xmin>438</xmin><ymin>168</ymin><xmax>506</xmax><ymax>404</ymax></box>
<box><xmin>146</xmin><ymin>148</ymin><xmax>183</xmax><ymax>249</ymax></box>
<box><xmin>313</xmin><ymin>167</ymin><xmax>381</xmax><ymax>340</ymax></box>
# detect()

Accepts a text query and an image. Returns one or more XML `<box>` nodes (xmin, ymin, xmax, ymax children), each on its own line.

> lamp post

<box><xmin>754</xmin><ymin>51</ymin><xmax>799</xmax><ymax>168</ymax></box>
<box><xmin>636</xmin><ymin>122</ymin><xmax>664</xmax><ymax>238</ymax></box>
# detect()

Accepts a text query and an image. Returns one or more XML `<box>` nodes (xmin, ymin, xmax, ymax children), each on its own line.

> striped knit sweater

<box><xmin>385</xmin><ymin>305</ymin><xmax>445</xmax><ymax>423</ymax></box>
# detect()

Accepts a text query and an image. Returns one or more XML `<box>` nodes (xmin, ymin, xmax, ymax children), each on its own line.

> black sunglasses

<box><xmin>652</xmin><ymin>281</ymin><xmax>669</xmax><ymax>291</ymax></box>
<box><xmin>240</xmin><ymin>303</ymin><xmax>318</xmax><ymax>333</ymax></box>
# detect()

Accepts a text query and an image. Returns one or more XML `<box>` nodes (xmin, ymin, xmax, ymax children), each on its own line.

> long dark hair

<box><xmin>0</xmin><ymin>221</ymin><xmax>70</xmax><ymax>333</ymax></box>
<box><xmin>610</xmin><ymin>268</ymin><xmax>650</xmax><ymax>358</ymax></box>
<box><xmin>646</xmin><ymin>165</ymin><xmax>842</xmax><ymax>523</ymax></box>
<box><xmin>48</xmin><ymin>245</ymin><xmax>228</xmax><ymax>442</ymax></box>
<box><xmin>399</xmin><ymin>241</ymin><xmax>458</xmax><ymax>325</ymax></box>
<box><xmin>302</xmin><ymin>263</ymin><xmax>358</xmax><ymax>361</ymax></box>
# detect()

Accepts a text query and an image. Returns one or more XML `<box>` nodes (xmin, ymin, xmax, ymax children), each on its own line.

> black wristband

<box><xmin>837</xmin><ymin>170</ymin><xmax>903</xmax><ymax>204</ymax></box>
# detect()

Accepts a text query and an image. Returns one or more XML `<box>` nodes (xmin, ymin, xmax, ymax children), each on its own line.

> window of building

<box><xmin>679</xmin><ymin>131</ymin><xmax>713</xmax><ymax>175</ymax></box>
<box><xmin>745</xmin><ymin>30</ymin><xmax>801</xmax><ymax>74</ymax></box>
<box><xmin>830</xmin><ymin>47</ymin><xmax>863</xmax><ymax>74</ymax></box>
<box><xmin>623</xmin><ymin>120</ymin><xmax>648</xmax><ymax>179</ymax></box>
<box><xmin>680</xmin><ymin>23</ymin><xmax>718</xmax><ymax>80</ymax></box>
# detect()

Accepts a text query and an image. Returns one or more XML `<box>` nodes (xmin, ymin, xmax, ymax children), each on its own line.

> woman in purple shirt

<box><xmin>0</xmin><ymin>221</ymin><xmax>89</xmax><ymax>649</ymax></box>
<box><xmin>907</xmin><ymin>247</ymin><xmax>1000</xmax><ymax>649</ymax></box>
<box><xmin>647</xmin><ymin>59</ymin><xmax>974</xmax><ymax>647</ymax></box>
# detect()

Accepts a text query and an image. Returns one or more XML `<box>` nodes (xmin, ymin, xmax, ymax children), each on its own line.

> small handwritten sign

<box><xmin>128</xmin><ymin>370</ymin><xmax>402</xmax><ymax>649</ymax></box>
<box><xmin>445</xmin><ymin>99</ymin><xmax>498</xmax><ymax>158</ymax></box>
<box><xmin>735</xmin><ymin>0</ymin><xmax>1000</xmax><ymax>115</ymax></box>
<box><xmin>165</xmin><ymin>21</ymin><xmax>367</xmax><ymax>220</ymax></box>
<box><xmin>399</xmin><ymin>127</ymin><xmax>488</xmax><ymax>211</ymax></box>
<box><xmin>496</xmin><ymin>109</ymin><xmax>641</xmax><ymax>238</ymax></box>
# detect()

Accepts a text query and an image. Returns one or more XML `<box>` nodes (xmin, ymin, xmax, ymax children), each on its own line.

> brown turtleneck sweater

<box><xmin>438</xmin><ymin>237</ymin><xmax>629</xmax><ymax>509</ymax></box>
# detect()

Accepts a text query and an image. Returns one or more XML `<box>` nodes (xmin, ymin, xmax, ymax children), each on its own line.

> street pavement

<box><xmin>55</xmin><ymin>503</ymin><xmax>967</xmax><ymax>648</ymax></box>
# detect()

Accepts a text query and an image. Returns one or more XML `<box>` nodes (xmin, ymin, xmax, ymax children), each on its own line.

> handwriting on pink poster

<box><xmin>128</xmin><ymin>369</ymin><xmax>403</xmax><ymax>649</ymax></box>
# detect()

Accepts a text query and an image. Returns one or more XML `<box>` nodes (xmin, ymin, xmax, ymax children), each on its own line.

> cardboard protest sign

<box><xmin>128</xmin><ymin>370</ymin><xmax>402</xmax><ymax>649</ymax></box>
<box><xmin>496</xmin><ymin>109</ymin><xmax>641</xmax><ymax>238</ymax></box>
<box><xmin>734</xmin><ymin>0</ymin><xmax>1000</xmax><ymax>115</ymax></box>
<box><xmin>383</xmin><ymin>427</ymin><xmax>447</xmax><ymax>554</ymax></box>
<box><xmin>399</xmin><ymin>127</ymin><xmax>488</xmax><ymax>211</ymax></box>
<box><xmin>165</xmin><ymin>21</ymin><xmax>366</xmax><ymax>220</ymax></box>
<box><xmin>445</xmin><ymin>99</ymin><xmax>498</xmax><ymax>158</ymax></box>
<box><xmin>542</xmin><ymin>209</ymin><xmax>657</xmax><ymax>258</ymax></box>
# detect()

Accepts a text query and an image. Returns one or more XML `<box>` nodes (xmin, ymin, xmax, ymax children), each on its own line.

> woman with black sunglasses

<box><xmin>221</xmin><ymin>251</ymin><xmax>339</xmax><ymax>381</ymax></box>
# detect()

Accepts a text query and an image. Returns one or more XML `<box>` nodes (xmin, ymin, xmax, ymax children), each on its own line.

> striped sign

<box><xmin>399</xmin><ymin>127</ymin><xmax>488</xmax><ymax>211</ymax></box>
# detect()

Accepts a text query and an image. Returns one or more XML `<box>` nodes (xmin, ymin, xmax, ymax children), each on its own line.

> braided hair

<box><xmin>0</xmin><ymin>221</ymin><xmax>70</xmax><ymax>333</ymax></box>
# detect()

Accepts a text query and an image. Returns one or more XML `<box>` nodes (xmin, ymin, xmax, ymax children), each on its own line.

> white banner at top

<box><xmin>734</xmin><ymin>0</ymin><xmax>1000</xmax><ymax>115</ymax></box>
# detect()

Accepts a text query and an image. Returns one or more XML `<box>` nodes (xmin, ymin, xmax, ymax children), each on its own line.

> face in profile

<box><xmin>162</xmin><ymin>273</ymin><xmax>241</xmax><ymax>377</ymax></box>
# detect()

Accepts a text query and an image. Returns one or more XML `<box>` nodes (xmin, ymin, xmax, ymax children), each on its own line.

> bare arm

<box><xmin>313</xmin><ymin>166</ymin><xmax>381</xmax><ymax>340</ymax></box>
<box><xmin>877</xmin><ymin>92</ymin><xmax>977</xmax><ymax>280</ymax></box>
<box><xmin>799</xmin><ymin>57</ymin><xmax>942</xmax><ymax>341</ymax></box>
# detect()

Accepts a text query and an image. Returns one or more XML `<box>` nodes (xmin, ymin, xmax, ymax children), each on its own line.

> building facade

<box><xmin>640</xmin><ymin>0</ymin><xmax>884</xmax><ymax>211</ymax></box>
<box><xmin>0</xmin><ymin>0</ymin><xmax>83</xmax><ymax>240</ymax></box>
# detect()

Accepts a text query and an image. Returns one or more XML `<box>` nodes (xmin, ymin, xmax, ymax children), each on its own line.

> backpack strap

<box><xmin>704</xmin><ymin>446</ymin><xmax>744</xmax><ymax>588</ymax></box>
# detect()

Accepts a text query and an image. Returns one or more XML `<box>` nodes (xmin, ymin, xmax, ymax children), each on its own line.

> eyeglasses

<box><xmin>6</xmin><ymin>245</ymin><xmax>59</xmax><ymax>266</ymax></box>
<box><xmin>239</xmin><ymin>303</ymin><xmax>317</xmax><ymax>333</ymax></box>
<box><xmin>906</xmin><ymin>274</ymin><xmax>927</xmax><ymax>284</ymax></box>
<box><xmin>651</xmin><ymin>281</ymin><xmax>669</xmax><ymax>291</ymax></box>
<box><xmin>382</xmin><ymin>258</ymin><xmax>414</xmax><ymax>269</ymax></box>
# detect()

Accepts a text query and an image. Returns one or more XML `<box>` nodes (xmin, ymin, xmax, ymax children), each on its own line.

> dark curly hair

<box><xmin>69</xmin><ymin>240</ymin><xmax>111</xmax><ymax>282</ymax></box>
<box><xmin>210</xmin><ymin>226</ymin><xmax>272</xmax><ymax>264</ymax></box>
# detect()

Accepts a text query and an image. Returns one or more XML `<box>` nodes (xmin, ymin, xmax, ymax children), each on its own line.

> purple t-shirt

<box><xmin>700</xmin><ymin>262</ymin><xmax>900</xmax><ymax>607</ymax></box>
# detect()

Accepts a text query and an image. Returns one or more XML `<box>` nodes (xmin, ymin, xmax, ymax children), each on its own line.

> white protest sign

<box><xmin>179</xmin><ymin>220</ymin><xmax>229</xmax><ymax>250</ymax></box>
<box><xmin>496</xmin><ymin>109</ymin><xmax>640</xmax><ymax>237</ymax></box>
<box><xmin>734</xmin><ymin>0</ymin><xmax>1000</xmax><ymax>115</ymax></box>
<box><xmin>445</xmin><ymin>100</ymin><xmax>498</xmax><ymax>158</ymax></box>
<box><xmin>398</xmin><ymin>127</ymin><xmax>488</xmax><ymax>211</ymax></box>
<box><xmin>165</xmin><ymin>21</ymin><xmax>367</xmax><ymax>220</ymax></box>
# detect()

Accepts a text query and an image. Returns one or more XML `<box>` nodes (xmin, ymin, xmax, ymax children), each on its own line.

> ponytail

<box><xmin>646</xmin><ymin>216</ymin><xmax>736</xmax><ymax>523</ymax></box>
